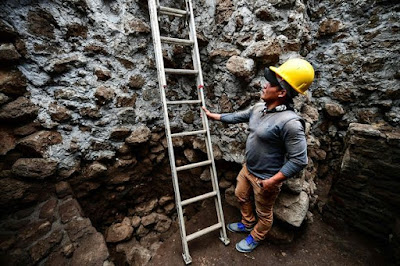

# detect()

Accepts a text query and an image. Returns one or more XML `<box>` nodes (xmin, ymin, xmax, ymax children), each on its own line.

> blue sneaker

<box><xmin>235</xmin><ymin>235</ymin><xmax>259</xmax><ymax>253</ymax></box>
<box><xmin>227</xmin><ymin>222</ymin><xmax>253</xmax><ymax>233</ymax></box>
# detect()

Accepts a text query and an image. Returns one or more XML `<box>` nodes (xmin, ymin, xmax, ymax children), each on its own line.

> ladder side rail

<box><xmin>148</xmin><ymin>0</ymin><xmax>191</xmax><ymax>260</ymax></box>
<box><xmin>186</xmin><ymin>0</ymin><xmax>229</xmax><ymax>245</ymax></box>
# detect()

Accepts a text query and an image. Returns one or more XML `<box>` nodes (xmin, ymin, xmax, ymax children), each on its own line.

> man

<box><xmin>202</xmin><ymin>58</ymin><xmax>315</xmax><ymax>252</ymax></box>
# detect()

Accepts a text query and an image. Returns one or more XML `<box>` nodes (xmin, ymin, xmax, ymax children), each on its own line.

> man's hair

<box><xmin>279</xmin><ymin>79</ymin><xmax>298</xmax><ymax>105</ymax></box>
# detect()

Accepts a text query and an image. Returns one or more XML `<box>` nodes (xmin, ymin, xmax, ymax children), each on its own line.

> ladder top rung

<box><xmin>165</xmin><ymin>68</ymin><xmax>199</xmax><ymax>75</ymax></box>
<box><xmin>166</xmin><ymin>100</ymin><xmax>201</xmax><ymax>105</ymax></box>
<box><xmin>161</xmin><ymin>36</ymin><xmax>194</xmax><ymax>46</ymax></box>
<box><xmin>186</xmin><ymin>223</ymin><xmax>222</xmax><ymax>242</ymax></box>
<box><xmin>181</xmin><ymin>191</ymin><xmax>217</xmax><ymax>207</ymax></box>
<box><xmin>158</xmin><ymin>6</ymin><xmax>188</xmax><ymax>16</ymax></box>
<box><xmin>176</xmin><ymin>160</ymin><xmax>212</xmax><ymax>172</ymax></box>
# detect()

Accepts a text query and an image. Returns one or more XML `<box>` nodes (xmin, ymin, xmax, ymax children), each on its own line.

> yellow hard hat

<box><xmin>269</xmin><ymin>58</ymin><xmax>315</xmax><ymax>94</ymax></box>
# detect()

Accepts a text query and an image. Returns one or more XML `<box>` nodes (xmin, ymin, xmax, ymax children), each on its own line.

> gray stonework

<box><xmin>0</xmin><ymin>0</ymin><xmax>399</xmax><ymax>264</ymax></box>
<box><xmin>324</xmin><ymin>123</ymin><xmax>400</xmax><ymax>255</ymax></box>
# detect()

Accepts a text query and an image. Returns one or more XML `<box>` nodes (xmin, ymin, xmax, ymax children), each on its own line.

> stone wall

<box><xmin>324</xmin><ymin>123</ymin><xmax>400</xmax><ymax>260</ymax></box>
<box><xmin>0</xmin><ymin>0</ymin><xmax>399</xmax><ymax>264</ymax></box>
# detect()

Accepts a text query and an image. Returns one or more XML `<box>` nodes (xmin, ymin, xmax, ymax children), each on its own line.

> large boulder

<box><xmin>274</xmin><ymin>191</ymin><xmax>309</xmax><ymax>227</ymax></box>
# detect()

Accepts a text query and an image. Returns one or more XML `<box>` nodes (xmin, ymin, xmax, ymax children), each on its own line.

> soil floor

<box><xmin>151</xmin><ymin>201</ymin><xmax>390</xmax><ymax>266</ymax></box>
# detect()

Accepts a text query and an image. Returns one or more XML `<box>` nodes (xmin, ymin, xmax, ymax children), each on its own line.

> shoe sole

<box><xmin>235</xmin><ymin>243</ymin><xmax>258</xmax><ymax>253</ymax></box>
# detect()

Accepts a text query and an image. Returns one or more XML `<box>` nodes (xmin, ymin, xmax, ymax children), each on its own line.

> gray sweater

<box><xmin>220</xmin><ymin>102</ymin><xmax>308</xmax><ymax>179</ymax></box>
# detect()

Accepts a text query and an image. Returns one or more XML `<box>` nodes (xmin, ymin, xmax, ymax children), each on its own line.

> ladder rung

<box><xmin>176</xmin><ymin>160</ymin><xmax>212</xmax><ymax>172</ymax></box>
<box><xmin>158</xmin><ymin>6</ymin><xmax>188</xmax><ymax>17</ymax></box>
<box><xmin>171</xmin><ymin>130</ymin><xmax>206</xmax><ymax>138</ymax></box>
<box><xmin>181</xmin><ymin>191</ymin><xmax>217</xmax><ymax>207</ymax></box>
<box><xmin>165</xmin><ymin>68</ymin><xmax>199</xmax><ymax>75</ymax></box>
<box><xmin>161</xmin><ymin>36</ymin><xmax>194</xmax><ymax>46</ymax></box>
<box><xmin>186</xmin><ymin>223</ymin><xmax>222</xmax><ymax>242</ymax></box>
<box><xmin>166</xmin><ymin>100</ymin><xmax>201</xmax><ymax>105</ymax></box>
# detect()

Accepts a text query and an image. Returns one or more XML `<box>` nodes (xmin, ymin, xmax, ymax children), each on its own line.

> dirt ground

<box><xmin>150</xmin><ymin>201</ymin><xmax>390</xmax><ymax>266</ymax></box>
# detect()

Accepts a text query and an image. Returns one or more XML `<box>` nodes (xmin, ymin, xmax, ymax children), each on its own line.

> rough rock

<box><xmin>58</xmin><ymin>199</ymin><xmax>84</xmax><ymax>224</ymax></box>
<box><xmin>136</xmin><ymin>224</ymin><xmax>149</xmax><ymax>238</ymax></box>
<box><xmin>133</xmin><ymin>198</ymin><xmax>158</xmax><ymax>216</ymax></box>
<box><xmin>128</xmin><ymin>75</ymin><xmax>145</xmax><ymax>89</ymax></box>
<box><xmin>125</xmin><ymin>125</ymin><xmax>151</xmax><ymax>145</ymax></box>
<box><xmin>159</xmin><ymin>195</ymin><xmax>174</xmax><ymax>206</ymax></box>
<box><xmin>318</xmin><ymin>19</ymin><xmax>342</xmax><ymax>36</ymax></box>
<box><xmin>12</xmin><ymin>158</ymin><xmax>58</xmax><ymax>179</ymax></box>
<box><xmin>0</xmin><ymin>178</ymin><xmax>32</xmax><ymax>207</ymax></box>
<box><xmin>65</xmin><ymin>217</ymin><xmax>96</xmax><ymax>242</ymax></box>
<box><xmin>39</xmin><ymin>197</ymin><xmax>58</xmax><ymax>221</ymax></box>
<box><xmin>18</xmin><ymin>220</ymin><xmax>52</xmax><ymax>245</ymax></box>
<box><xmin>116</xmin><ymin>238</ymin><xmax>152</xmax><ymax>266</ymax></box>
<box><xmin>27</xmin><ymin>9</ymin><xmax>57</xmax><ymax>38</ymax></box>
<box><xmin>0</xmin><ymin>43</ymin><xmax>20</xmax><ymax>61</ymax></box>
<box><xmin>125</xmin><ymin>17</ymin><xmax>150</xmax><ymax>34</ymax></box>
<box><xmin>29</xmin><ymin>230</ymin><xmax>63</xmax><ymax>263</ymax></box>
<box><xmin>106</xmin><ymin>217</ymin><xmax>133</xmax><ymax>243</ymax></box>
<box><xmin>154</xmin><ymin>214</ymin><xmax>172</xmax><ymax>233</ymax></box>
<box><xmin>55</xmin><ymin>181</ymin><xmax>73</xmax><ymax>198</ymax></box>
<box><xmin>44</xmin><ymin>55</ymin><xmax>86</xmax><ymax>74</ymax></box>
<box><xmin>226</xmin><ymin>56</ymin><xmax>255</xmax><ymax>81</ymax></box>
<box><xmin>141</xmin><ymin>213</ymin><xmax>158</xmax><ymax>227</ymax></box>
<box><xmin>200</xmin><ymin>168</ymin><xmax>211</xmax><ymax>181</ymax></box>
<box><xmin>325</xmin><ymin>102</ymin><xmax>345</xmax><ymax>117</ymax></box>
<box><xmin>225</xmin><ymin>185</ymin><xmax>240</xmax><ymax>209</ymax></box>
<box><xmin>49</xmin><ymin>103</ymin><xmax>71</xmax><ymax>122</ymax></box>
<box><xmin>66</xmin><ymin>23</ymin><xmax>88</xmax><ymax>39</ymax></box>
<box><xmin>84</xmin><ymin>162</ymin><xmax>107</xmax><ymax>179</ymax></box>
<box><xmin>94</xmin><ymin>68</ymin><xmax>111</xmax><ymax>81</ymax></box>
<box><xmin>71</xmin><ymin>232</ymin><xmax>109</xmax><ymax>266</ymax></box>
<box><xmin>283</xmin><ymin>174</ymin><xmax>304</xmax><ymax>194</ymax></box>
<box><xmin>110</xmin><ymin>128</ymin><xmax>131</xmax><ymax>140</ymax></box>
<box><xmin>243</xmin><ymin>40</ymin><xmax>282</xmax><ymax>64</ymax></box>
<box><xmin>0</xmin><ymin>97</ymin><xmax>38</xmax><ymax>122</ymax></box>
<box><xmin>0</xmin><ymin>129</ymin><xmax>16</xmax><ymax>155</ymax></box>
<box><xmin>131</xmin><ymin>216</ymin><xmax>141</xmax><ymax>228</ymax></box>
<box><xmin>274</xmin><ymin>191</ymin><xmax>309</xmax><ymax>227</ymax></box>
<box><xmin>95</xmin><ymin>86</ymin><xmax>115</xmax><ymax>104</ymax></box>
<box><xmin>17</xmin><ymin>130</ymin><xmax>62</xmax><ymax>156</ymax></box>
<box><xmin>209</xmin><ymin>48</ymin><xmax>240</xmax><ymax>59</ymax></box>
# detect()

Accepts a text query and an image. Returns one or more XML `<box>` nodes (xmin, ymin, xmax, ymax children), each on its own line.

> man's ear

<box><xmin>278</xmin><ymin>89</ymin><xmax>287</xmax><ymax>98</ymax></box>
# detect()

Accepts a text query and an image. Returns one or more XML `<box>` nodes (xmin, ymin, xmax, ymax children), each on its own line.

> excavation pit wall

<box><xmin>0</xmin><ymin>0</ymin><xmax>399</xmax><ymax>265</ymax></box>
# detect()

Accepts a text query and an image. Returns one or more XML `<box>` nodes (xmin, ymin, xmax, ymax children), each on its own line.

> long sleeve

<box><xmin>220</xmin><ymin>106</ymin><xmax>254</xmax><ymax>124</ymax></box>
<box><xmin>279</xmin><ymin>119</ymin><xmax>308</xmax><ymax>178</ymax></box>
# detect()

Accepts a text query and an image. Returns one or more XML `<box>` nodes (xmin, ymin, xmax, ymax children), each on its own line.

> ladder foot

<box><xmin>182</xmin><ymin>253</ymin><xmax>192</xmax><ymax>264</ymax></box>
<box><xmin>220</xmin><ymin>236</ymin><xmax>230</xmax><ymax>246</ymax></box>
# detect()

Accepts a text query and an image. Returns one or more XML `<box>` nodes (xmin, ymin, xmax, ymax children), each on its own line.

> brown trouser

<box><xmin>235</xmin><ymin>165</ymin><xmax>282</xmax><ymax>242</ymax></box>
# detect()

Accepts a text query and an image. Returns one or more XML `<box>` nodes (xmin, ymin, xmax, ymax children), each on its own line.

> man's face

<box><xmin>261</xmin><ymin>81</ymin><xmax>281</xmax><ymax>102</ymax></box>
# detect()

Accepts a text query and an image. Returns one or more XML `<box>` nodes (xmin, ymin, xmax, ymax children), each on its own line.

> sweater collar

<box><xmin>261</xmin><ymin>104</ymin><xmax>293</xmax><ymax>115</ymax></box>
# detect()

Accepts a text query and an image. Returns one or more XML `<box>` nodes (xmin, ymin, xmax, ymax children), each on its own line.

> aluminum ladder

<box><xmin>147</xmin><ymin>0</ymin><xmax>230</xmax><ymax>264</ymax></box>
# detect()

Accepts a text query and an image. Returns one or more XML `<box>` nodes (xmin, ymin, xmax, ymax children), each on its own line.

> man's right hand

<box><xmin>201</xmin><ymin>106</ymin><xmax>221</xmax><ymax>121</ymax></box>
